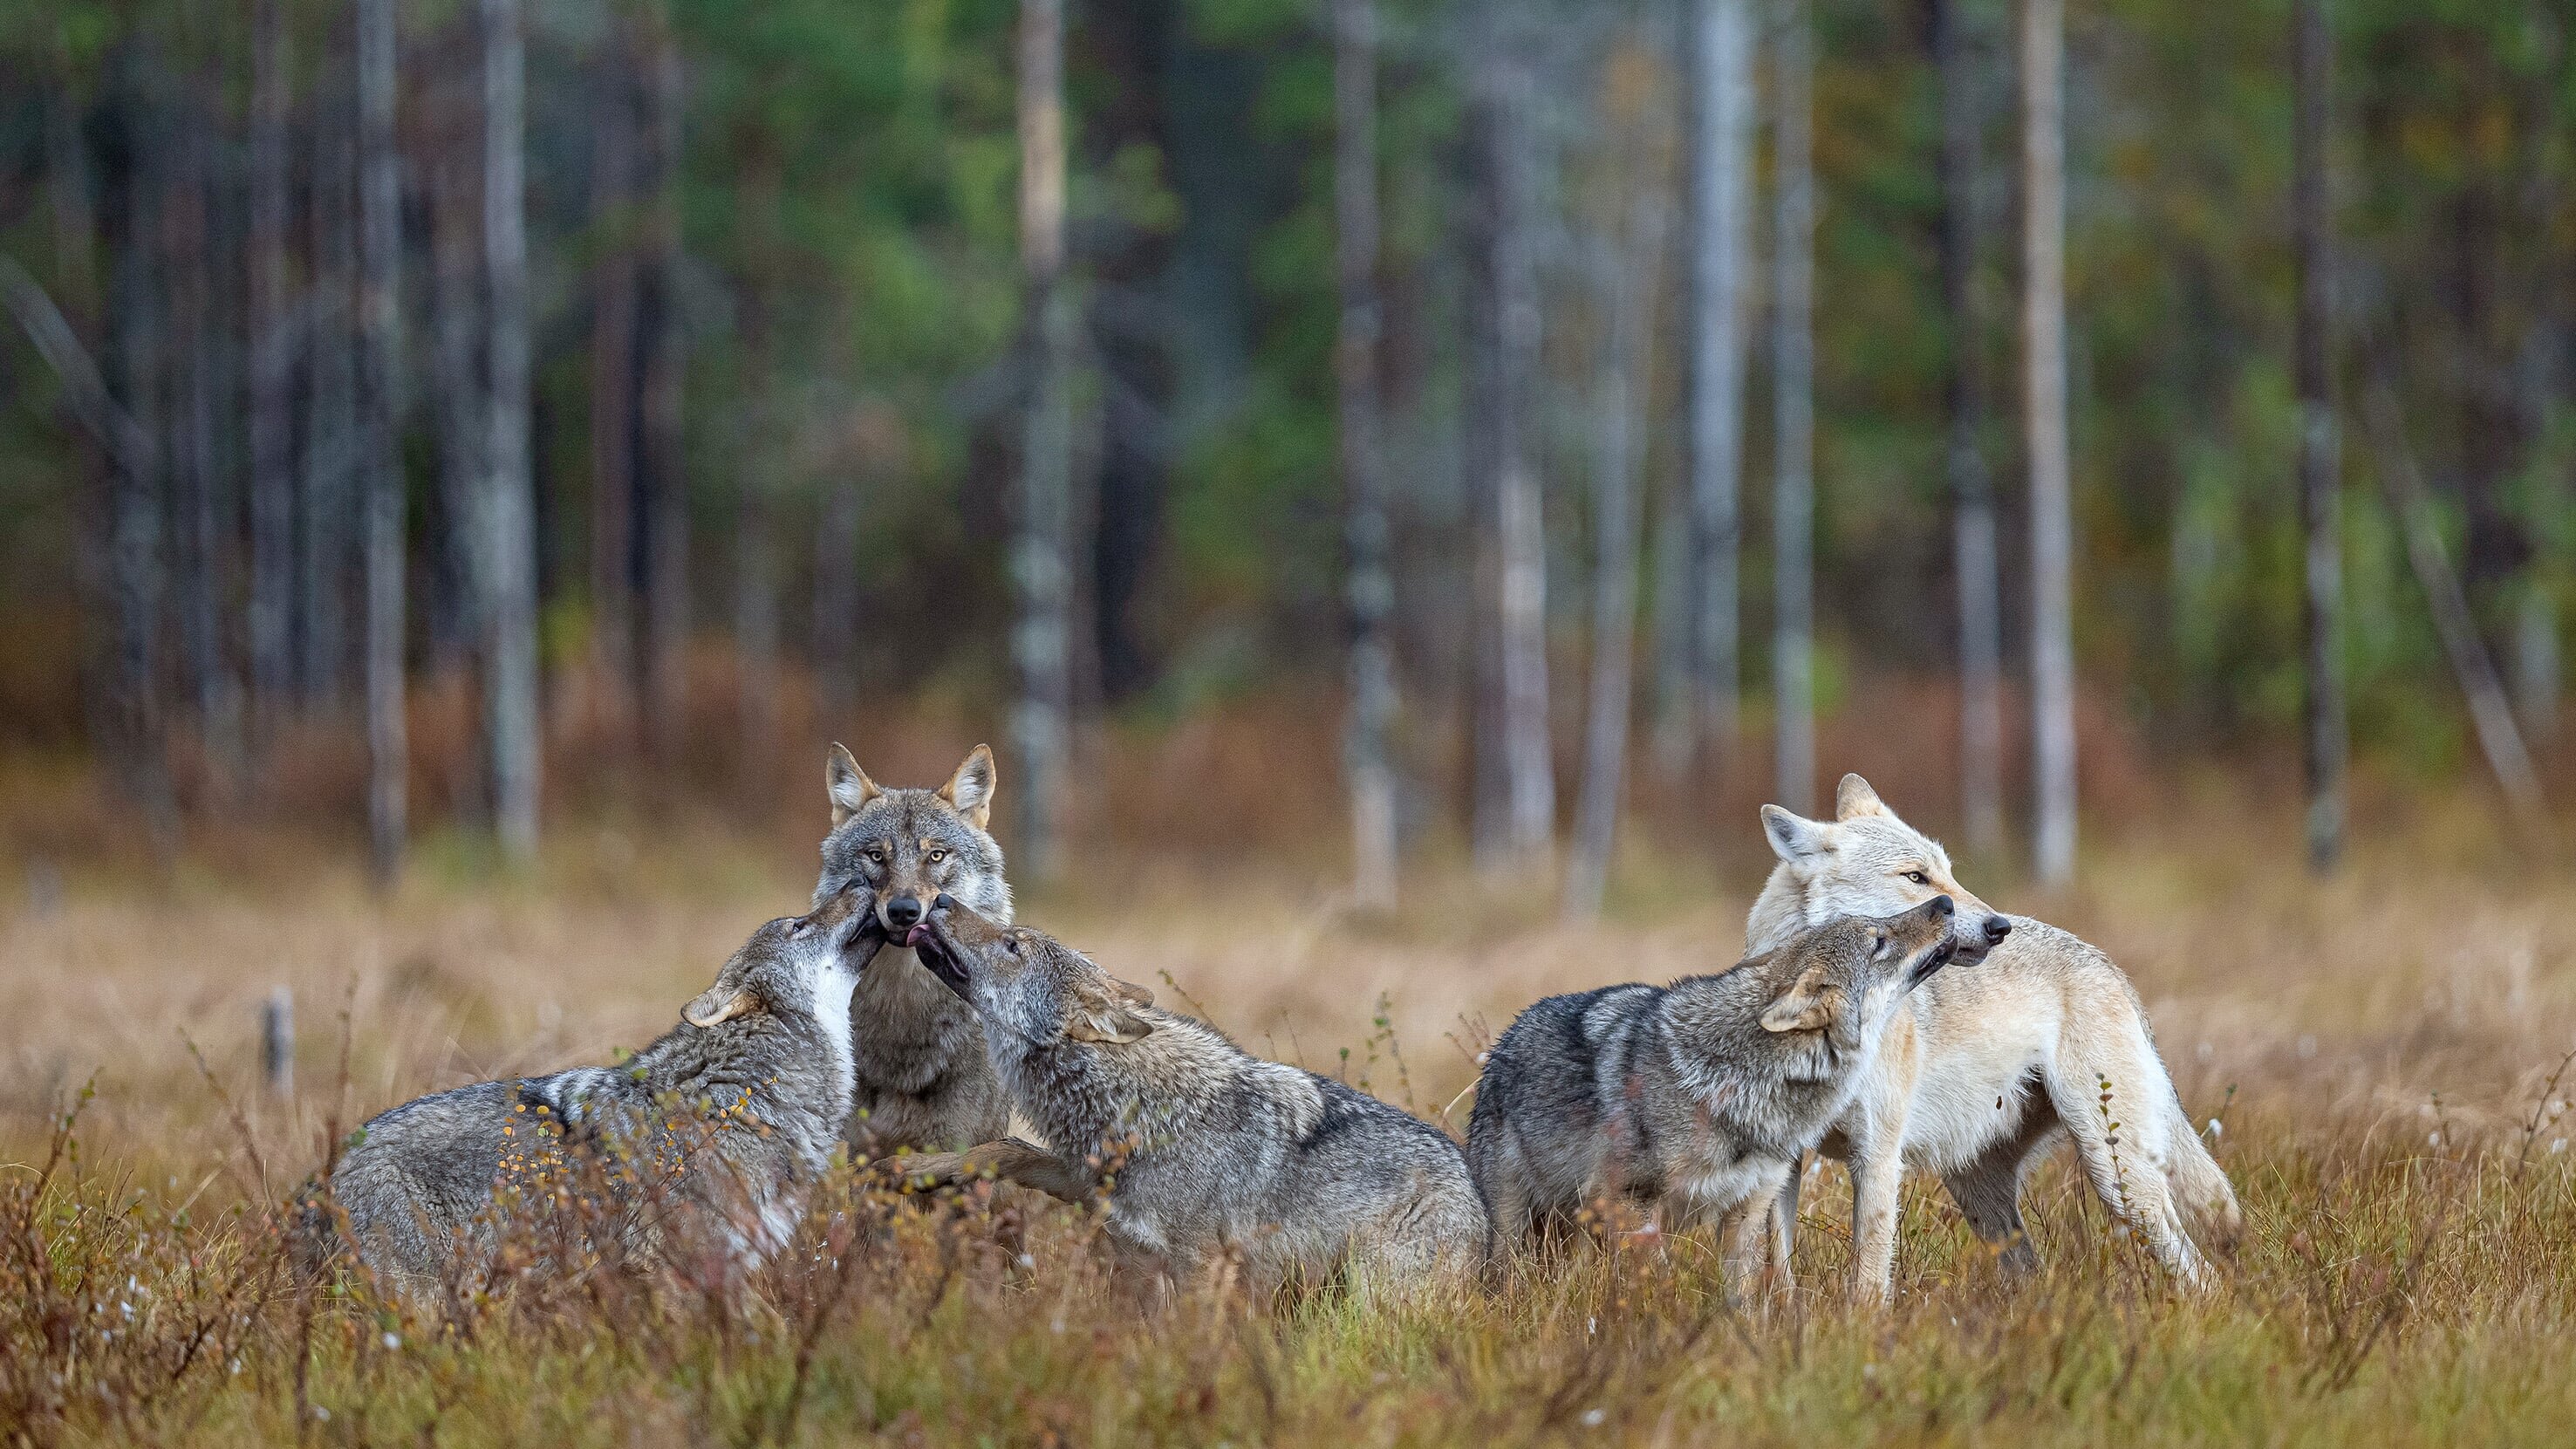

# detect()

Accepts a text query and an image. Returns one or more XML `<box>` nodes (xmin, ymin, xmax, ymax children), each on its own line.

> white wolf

<box><xmin>1748</xmin><ymin>775</ymin><xmax>2241</xmax><ymax>1298</ymax></box>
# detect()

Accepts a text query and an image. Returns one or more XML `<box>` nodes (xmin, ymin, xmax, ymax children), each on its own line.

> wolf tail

<box><xmin>2163</xmin><ymin>1097</ymin><xmax>2243</xmax><ymax>1252</ymax></box>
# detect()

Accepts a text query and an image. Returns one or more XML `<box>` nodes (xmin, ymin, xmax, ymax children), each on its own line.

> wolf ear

<box><xmin>1759</xmin><ymin>967</ymin><xmax>1837</xmax><ymax>1034</ymax></box>
<box><xmin>685</xmin><ymin>986</ymin><xmax>760</xmax><ymax>1029</ymax></box>
<box><xmin>939</xmin><ymin>744</ymin><xmax>997</xmax><ymax>831</ymax></box>
<box><xmin>827</xmin><ymin>744</ymin><xmax>882</xmax><ymax>828</ymax></box>
<box><xmin>1761</xmin><ymin>804</ymin><xmax>1831</xmax><ymax>865</ymax></box>
<box><xmin>1836</xmin><ymin>774</ymin><xmax>1890</xmax><ymax>821</ymax></box>
<box><xmin>1067</xmin><ymin>976</ymin><xmax>1153</xmax><ymax>1045</ymax></box>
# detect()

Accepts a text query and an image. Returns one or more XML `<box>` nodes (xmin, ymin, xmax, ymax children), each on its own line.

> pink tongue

<box><xmin>905</xmin><ymin>924</ymin><xmax>926</xmax><ymax>947</ymax></box>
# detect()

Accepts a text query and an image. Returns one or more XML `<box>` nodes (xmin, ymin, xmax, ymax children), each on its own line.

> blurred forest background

<box><xmin>1</xmin><ymin>0</ymin><xmax>2571</xmax><ymax>903</ymax></box>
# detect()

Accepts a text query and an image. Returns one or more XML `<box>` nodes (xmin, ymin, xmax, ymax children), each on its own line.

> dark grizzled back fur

<box><xmin>815</xmin><ymin>764</ymin><xmax>1014</xmax><ymax>1155</ymax></box>
<box><xmin>1466</xmin><ymin>908</ymin><xmax>1952</xmax><ymax>1254</ymax></box>
<box><xmin>1465</xmin><ymin>983</ymin><xmax>1665</xmax><ymax>1241</ymax></box>
<box><xmin>317</xmin><ymin>913</ymin><xmax>863</xmax><ymax>1291</ymax></box>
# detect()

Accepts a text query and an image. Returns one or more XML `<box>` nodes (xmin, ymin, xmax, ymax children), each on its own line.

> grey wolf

<box><xmin>1466</xmin><ymin>898</ymin><xmax>1964</xmax><ymax>1295</ymax></box>
<box><xmin>812</xmin><ymin>743</ymin><xmax>1016</xmax><ymax>1157</ymax></box>
<box><xmin>1753</xmin><ymin>774</ymin><xmax>2241</xmax><ymax>1297</ymax></box>
<box><xmin>312</xmin><ymin>887</ymin><xmax>882</xmax><ymax>1290</ymax></box>
<box><xmin>899</xmin><ymin>899</ymin><xmax>1489</xmax><ymax>1295</ymax></box>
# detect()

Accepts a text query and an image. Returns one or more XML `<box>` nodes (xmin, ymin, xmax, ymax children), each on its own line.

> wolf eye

<box><xmin>864</xmin><ymin>847</ymin><xmax>885</xmax><ymax>865</ymax></box>
<box><xmin>926</xmin><ymin>848</ymin><xmax>948</xmax><ymax>865</ymax></box>
<box><xmin>1903</xmin><ymin>871</ymin><xmax>1930</xmax><ymax>885</ymax></box>
<box><xmin>1004</xmin><ymin>937</ymin><xmax>1022</xmax><ymax>957</ymax></box>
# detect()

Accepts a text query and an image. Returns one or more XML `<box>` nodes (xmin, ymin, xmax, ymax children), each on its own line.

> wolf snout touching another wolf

<box><xmin>1757</xmin><ymin>774</ymin><xmax>2242</xmax><ymax>1298</ymax></box>
<box><xmin>899</xmin><ymin>898</ymin><xmax>1491</xmax><ymax>1297</ymax></box>
<box><xmin>811</xmin><ymin>743</ymin><xmax>1017</xmax><ymax>1158</ymax></box>
<box><xmin>309</xmin><ymin>886</ymin><xmax>885</xmax><ymax>1294</ymax></box>
<box><xmin>1467</xmin><ymin>898</ymin><xmax>1962</xmax><ymax>1297</ymax></box>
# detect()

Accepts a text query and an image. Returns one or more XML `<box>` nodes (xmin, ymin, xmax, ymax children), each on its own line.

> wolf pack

<box><xmin>312</xmin><ymin>745</ymin><xmax>2242</xmax><ymax>1309</ymax></box>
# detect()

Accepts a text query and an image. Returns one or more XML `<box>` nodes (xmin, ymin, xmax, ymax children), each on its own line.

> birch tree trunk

<box><xmin>359</xmin><ymin>0</ymin><xmax>407</xmax><ymax>887</ymax></box>
<box><xmin>1773</xmin><ymin>0</ymin><xmax>1816</xmax><ymax>820</ymax></box>
<box><xmin>248</xmin><ymin>0</ymin><xmax>294</xmax><ymax>742</ymax></box>
<box><xmin>482</xmin><ymin>0</ymin><xmax>542</xmax><ymax>863</ymax></box>
<box><xmin>2022</xmin><ymin>0</ymin><xmax>2077</xmax><ymax>885</ymax></box>
<box><xmin>1334</xmin><ymin>0</ymin><xmax>1399</xmax><ymax>910</ymax></box>
<box><xmin>1937</xmin><ymin>0</ymin><xmax>2004</xmax><ymax>858</ymax></box>
<box><xmin>1467</xmin><ymin>20</ymin><xmax>1553</xmax><ymax>873</ymax></box>
<box><xmin>1568</xmin><ymin>138</ymin><xmax>1667</xmax><ymax>920</ymax></box>
<box><xmin>1679</xmin><ymin>0</ymin><xmax>1753</xmax><ymax>781</ymax></box>
<box><xmin>1015</xmin><ymin>0</ymin><xmax>1076</xmax><ymax>878</ymax></box>
<box><xmin>2293</xmin><ymin>0</ymin><xmax>2344</xmax><ymax>872</ymax></box>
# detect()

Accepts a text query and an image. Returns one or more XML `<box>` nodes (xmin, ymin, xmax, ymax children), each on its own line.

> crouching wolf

<box><xmin>1754</xmin><ymin>775</ymin><xmax>2242</xmax><ymax>1298</ymax></box>
<box><xmin>1467</xmin><ymin>899</ymin><xmax>1964</xmax><ymax>1295</ymax></box>
<box><xmin>308</xmin><ymin>888</ymin><xmax>884</xmax><ymax>1291</ymax></box>
<box><xmin>811</xmin><ymin>743</ymin><xmax>1016</xmax><ymax>1158</ymax></box>
<box><xmin>899</xmin><ymin>900</ymin><xmax>1490</xmax><ymax>1296</ymax></box>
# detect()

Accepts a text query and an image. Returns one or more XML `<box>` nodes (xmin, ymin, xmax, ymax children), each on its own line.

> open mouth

<box><xmin>907</xmin><ymin>923</ymin><xmax>974</xmax><ymax>999</ymax></box>
<box><xmin>1908</xmin><ymin>940</ymin><xmax>1958</xmax><ymax>985</ymax></box>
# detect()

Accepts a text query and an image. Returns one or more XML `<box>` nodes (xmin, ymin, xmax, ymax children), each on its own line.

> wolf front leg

<box><xmin>1719</xmin><ymin>1174</ymin><xmax>1792</xmax><ymax>1311</ymax></box>
<box><xmin>893</xmin><ymin>1138</ymin><xmax>1097</xmax><ymax>1205</ymax></box>
<box><xmin>1844</xmin><ymin>1096</ymin><xmax>1913</xmax><ymax>1303</ymax></box>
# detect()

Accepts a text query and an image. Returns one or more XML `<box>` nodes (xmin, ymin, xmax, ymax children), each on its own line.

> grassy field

<box><xmin>4</xmin><ymin>778</ymin><xmax>2576</xmax><ymax>1446</ymax></box>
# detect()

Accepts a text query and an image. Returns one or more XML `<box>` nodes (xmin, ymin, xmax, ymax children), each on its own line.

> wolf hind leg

<box><xmin>2044</xmin><ymin>1038</ymin><xmax>2208</xmax><ymax>1287</ymax></box>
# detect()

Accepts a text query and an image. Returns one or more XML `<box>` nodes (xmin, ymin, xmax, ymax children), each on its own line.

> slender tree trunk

<box><xmin>110</xmin><ymin>80</ymin><xmax>174</xmax><ymax>844</ymax></box>
<box><xmin>1466</xmin><ymin>20</ymin><xmax>1553</xmax><ymax>873</ymax></box>
<box><xmin>735</xmin><ymin>469</ymin><xmax>776</xmax><ymax>759</ymax></box>
<box><xmin>1334</xmin><ymin>0</ymin><xmax>1399</xmax><ymax>910</ymax></box>
<box><xmin>814</xmin><ymin>476</ymin><xmax>861</xmax><ymax>714</ymax></box>
<box><xmin>359</xmin><ymin>0</ymin><xmax>407</xmax><ymax>887</ymax></box>
<box><xmin>303</xmin><ymin>113</ymin><xmax>356</xmax><ymax>709</ymax></box>
<box><xmin>2362</xmin><ymin>379</ymin><xmax>2543</xmax><ymax>817</ymax></box>
<box><xmin>1568</xmin><ymin>148</ymin><xmax>1667</xmax><ymax>920</ymax></box>
<box><xmin>248</xmin><ymin>0</ymin><xmax>294</xmax><ymax>741</ymax></box>
<box><xmin>589</xmin><ymin>45</ymin><xmax>639</xmax><ymax>728</ymax></box>
<box><xmin>1015</xmin><ymin>0</ymin><xmax>1076</xmax><ymax>878</ymax></box>
<box><xmin>482</xmin><ymin>0</ymin><xmax>541</xmax><ymax>862</ymax></box>
<box><xmin>2022</xmin><ymin>0</ymin><xmax>2076</xmax><ymax>885</ymax></box>
<box><xmin>170</xmin><ymin>120</ymin><xmax>244</xmax><ymax>785</ymax></box>
<box><xmin>642</xmin><ymin>27</ymin><xmax>688</xmax><ymax>760</ymax></box>
<box><xmin>1937</xmin><ymin>0</ymin><xmax>2003</xmax><ymax>858</ymax></box>
<box><xmin>430</xmin><ymin>101</ymin><xmax>487</xmax><ymax>679</ymax></box>
<box><xmin>2293</xmin><ymin>0</ymin><xmax>2344</xmax><ymax>872</ymax></box>
<box><xmin>1677</xmin><ymin>0</ymin><xmax>1753</xmax><ymax>782</ymax></box>
<box><xmin>1773</xmin><ymin>0</ymin><xmax>1816</xmax><ymax>819</ymax></box>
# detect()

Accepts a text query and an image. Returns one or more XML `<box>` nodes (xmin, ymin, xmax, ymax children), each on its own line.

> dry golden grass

<box><xmin>3</xmin><ymin>773</ymin><xmax>2575</xmax><ymax>1446</ymax></box>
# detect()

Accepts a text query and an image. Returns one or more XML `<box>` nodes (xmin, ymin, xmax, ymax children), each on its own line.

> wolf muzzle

<box><xmin>910</xmin><ymin>894</ymin><xmax>974</xmax><ymax>999</ymax></box>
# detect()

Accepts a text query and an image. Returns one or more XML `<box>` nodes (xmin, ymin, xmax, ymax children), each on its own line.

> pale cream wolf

<box><xmin>898</xmin><ymin>899</ymin><xmax>1489</xmax><ymax>1296</ymax></box>
<box><xmin>1751</xmin><ymin>775</ymin><xmax>2241</xmax><ymax>1297</ymax></box>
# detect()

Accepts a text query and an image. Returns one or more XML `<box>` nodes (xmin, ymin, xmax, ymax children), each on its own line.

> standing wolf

<box><xmin>900</xmin><ymin>899</ymin><xmax>1489</xmax><ymax>1295</ymax></box>
<box><xmin>812</xmin><ymin>744</ymin><xmax>1016</xmax><ymax>1156</ymax></box>
<box><xmin>313</xmin><ymin>887</ymin><xmax>883</xmax><ymax>1290</ymax></box>
<box><xmin>1468</xmin><ymin>899</ymin><xmax>1966</xmax><ymax>1293</ymax></box>
<box><xmin>1753</xmin><ymin>774</ymin><xmax>2241</xmax><ymax>1297</ymax></box>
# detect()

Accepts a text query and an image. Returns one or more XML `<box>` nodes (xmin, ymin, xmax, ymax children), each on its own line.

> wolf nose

<box><xmin>1984</xmin><ymin>916</ymin><xmax>2012</xmax><ymax>946</ymax></box>
<box><xmin>1928</xmin><ymin>894</ymin><xmax>1954</xmax><ymax>919</ymax></box>
<box><xmin>932</xmin><ymin>892</ymin><xmax>957</xmax><ymax>913</ymax></box>
<box><xmin>884</xmin><ymin>896</ymin><xmax>925</xmax><ymax>930</ymax></box>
